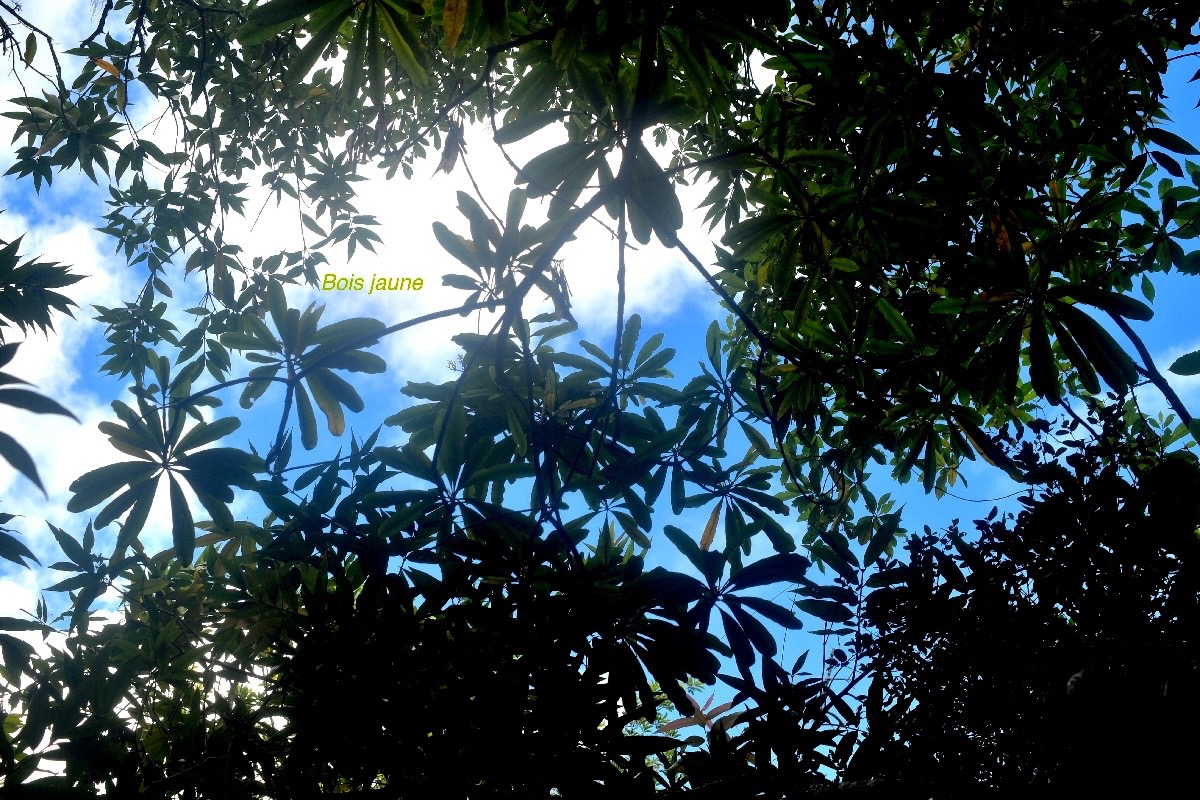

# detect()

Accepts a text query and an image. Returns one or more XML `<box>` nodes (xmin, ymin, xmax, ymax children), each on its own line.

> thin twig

<box><xmin>80</xmin><ymin>0</ymin><xmax>115</xmax><ymax>48</ymax></box>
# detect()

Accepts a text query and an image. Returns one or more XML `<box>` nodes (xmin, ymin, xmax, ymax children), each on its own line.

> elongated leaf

<box><xmin>94</xmin><ymin>483</ymin><xmax>146</xmax><ymax>530</ymax></box>
<box><xmin>0</xmin><ymin>388</ymin><xmax>77</xmax><ymax>419</ymax></box>
<box><xmin>433</xmin><ymin>222</ymin><xmax>480</xmax><ymax>270</ymax></box>
<box><xmin>863</xmin><ymin>522</ymin><xmax>895</xmax><ymax>566</ymax></box>
<box><xmin>244</xmin><ymin>0</ymin><xmax>342</xmax><ymax>32</ymax></box>
<box><xmin>700</xmin><ymin>503</ymin><xmax>720</xmax><ymax>551</ymax></box>
<box><xmin>294</xmin><ymin>383</ymin><xmax>319</xmax><ymax>449</ymax></box>
<box><xmin>739</xmin><ymin>420</ymin><xmax>775</xmax><ymax>458</ymax></box>
<box><xmin>720</xmin><ymin>609</ymin><xmax>755</xmax><ymax>671</ymax></box>
<box><xmin>1046</xmin><ymin>312</ymin><xmax>1102</xmax><ymax>395</ymax></box>
<box><xmin>176</xmin><ymin>448</ymin><xmax>260</xmax><ymax>489</ymax></box>
<box><xmin>240</xmin><ymin>365</ymin><xmax>282</xmax><ymax>409</ymax></box>
<box><xmin>1052</xmin><ymin>300</ymin><xmax>1139</xmax><ymax>391</ymax></box>
<box><xmin>0</xmin><ymin>616</ymin><xmax>49</xmax><ymax>633</ymax></box>
<box><xmin>0</xmin><ymin>343</ymin><xmax>19</xmax><ymax>369</ymax></box>
<box><xmin>494</xmin><ymin>110</ymin><xmax>564</xmax><ymax>144</ymax></box>
<box><xmin>317</xmin><ymin>348</ymin><xmax>387</xmax><ymax>373</ymax></box>
<box><xmin>0</xmin><ymin>529</ymin><xmax>39</xmax><ymax>567</ymax></box>
<box><xmin>0</xmin><ymin>431</ymin><xmax>43</xmax><ymax>493</ymax></box>
<box><xmin>1029</xmin><ymin>306</ymin><xmax>1060</xmax><ymax>402</ymax></box>
<box><xmin>49</xmin><ymin>524</ymin><xmax>90</xmax><ymax>569</ymax></box>
<box><xmin>620</xmin><ymin>314</ymin><xmax>642</xmax><ymax>369</ymax></box>
<box><xmin>664</xmin><ymin>524</ymin><xmax>707</xmax><ymax>578</ymax></box>
<box><xmin>187</xmin><ymin>481</ymin><xmax>235</xmax><ymax>532</ymax></box>
<box><xmin>305</xmin><ymin>371</ymin><xmax>347</xmax><ymax>436</ymax></box>
<box><xmin>796</xmin><ymin>598</ymin><xmax>854</xmax><ymax>624</ymax></box>
<box><xmin>114</xmin><ymin>480</ymin><xmax>157</xmax><ymax>554</ymax></box>
<box><xmin>441</xmin><ymin>0</ymin><xmax>467</xmax><ymax>50</ymax></box>
<box><xmin>875</xmin><ymin>296</ymin><xmax>916</xmax><ymax>344</ymax></box>
<box><xmin>174</xmin><ymin>416</ymin><xmax>241</xmax><ymax>454</ymax></box>
<box><xmin>1169</xmin><ymin>349</ymin><xmax>1200</xmax><ymax>376</ymax></box>
<box><xmin>267</xmin><ymin>281</ymin><xmax>290</xmax><ymax>343</ymax></box>
<box><xmin>309</xmin><ymin>366</ymin><xmax>365</xmax><ymax>413</ymax></box>
<box><xmin>733</xmin><ymin>595</ymin><xmax>804</xmax><ymax>630</ymax></box>
<box><xmin>728</xmin><ymin>553</ymin><xmax>810</xmax><ymax>590</ymax></box>
<box><xmin>308</xmin><ymin>316</ymin><xmax>386</xmax><ymax>349</ymax></box>
<box><xmin>729</xmin><ymin>602</ymin><xmax>777</xmax><ymax>657</ymax></box>
<box><xmin>1053</xmin><ymin>285</ymin><xmax>1154</xmax><ymax>321</ymax></box>
<box><xmin>287</xmin><ymin>4</ymin><xmax>354</xmax><ymax>84</ymax></box>
<box><xmin>222</xmin><ymin>331</ymin><xmax>280</xmax><ymax>352</ymax></box>
<box><xmin>518</xmin><ymin>142</ymin><xmax>595</xmax><ymax>197</ymax></box>
<box><xmin>168</xmin><ymin>474</ymin><xmax>195</xmax><ymax>566</ymax></box>
<box><xmin>376</xmin><ymin>2</ymin><xmax>430</xmax><ymax>88</ymax></box>
<box><xmin>45</xmin><ymin>573</ymin><xmax>98</xmax><ymax>594</ymax></box>
<box><xmin>68</xmin><ymin>461</ymin><xmax>158</xmax><ymax>512</ymax></box>
<box><xmin>628</xmin><ymin>143</ymin><xmax>683</xmax><ymax>244</ymax></box>
<box><xmin>1146</xmin><ymin>127</ymin><xmax>1200</xmax><ymax>156</ymax></box>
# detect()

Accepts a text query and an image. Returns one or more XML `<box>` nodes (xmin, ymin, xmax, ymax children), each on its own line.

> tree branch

<box><xmin>1111</xmin><ymin>313</ymin><xmax>1193</xmax><ymax>427</ymax></box>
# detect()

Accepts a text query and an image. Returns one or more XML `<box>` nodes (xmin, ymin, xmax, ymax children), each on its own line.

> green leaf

<box><xmin>629</xmin><ymin>347</ymin><xmax>674</xmax><ymax>380</ymax></box>
<box><xmin>494</xmin><ymin>110</ymin><xmax>564</xmax><ymax>144</ymax></box>
<box><xmin>307</xmin><ymin>366</ymin><xmax>364</xmax><ymax>413</ymax></box>
<box><xmin>1145</xmin><ymin>127</ymin><xmax>1200</xmax><ymax>156</ymax></box>
<box><xmin>728</xmin><ymin>553</ymin><xmax>810</xmax><ymax>590</ymax></box>
<box><xmin>44</xmin><ymin>573</ymin><xmax>98</xmax><ymax>594</ymax></box>
<box><xmin>0</xmin><ymin>343</ymin><xmax>20</xmax><ymax>370</ymax></box>
<box><xmin>306</xmin><ymin>369</ymin><xmax>348</xmax><ymax>435</ymax></box>
<box><xmin>1028</xmin><ymin>306</ymin><xmax>1060</xmax><ymax>403</ymax></box>
<box><xmin>433</xmin><ymin>222</ymin><xmax>480</xmax><ymax>270</ymax></box>
<box><xmin>114</xmin><ymin>480</ymin><xmax>157</xmax><ymax>554</ymax></box>
<box><xmin>863</xmin><ymin>522</ymin><xmax>895</xmax><ymax>566</ymax></box>
<box><xmin>0</xmin><ymin>529</ymin><xmax>39</xmax><ymax>567</ymax></box>
<box><xmin>728</xmin><ymin>602</ymin><xmax>777</xmax><ymax>657</ymax></box>
<box><xmin>732</xmin><ymin>595</ymin><xmax>804</xmax><ymax>630</ymax></box>
<box><xmin>620</xmin><ymin>314</ymin><xmax>642</xmax><ymax>369</ymax></box>
<box><xmin>875</xmin><ymin>297</ymin><xmax>916</xmax><ymax>344</ymax></box>
<box><xmin>242</xmin><ymin>0</ymin><xmax>344</xmax><ymax>37</ymax></box>
<box><xmin>240</xmin><ymin>365</ymin><xmax>282</xmax><ymax>408</ymax></box>
<box><xmin>316</xmin><ymin>348</ymin><xmax>386</xmax><ymax>373</ymax></box>
<box><xmin>1052</xmin><ymin>285</ymin><xmax>1154</xmax><ymax>322</ymax></box>
<box><xmin>629</xmin><ymin>143</ymin><xmax>683</xmax><ymax>241</ymax></box>
<box><xmin>795</xmin><ymin>598</ymin><xmax>854</xmax><ymax>624</ymax></box>
<box><xmin>67</xmin><ymin>461</ymin><xmax>158</xmax><ymax>512</ymax></box>
<box><xmin>294</xmin><ymin>383</ymin><xmax>319</xmax><ymax>450</ymax></box>
<box><xmin>0</xmin><ymin>431</ymin><xmax>44</xmax><ymax>493</ymax></box>
<box><xmin>267</xmin><ymin>281</ymin><xmax>290</xmax><ymax>344</ymax></box>
<box><xmin>518</xmin><ymin>142</ymin><xmax>595</xmax><ymax>198</ymax></box>
<box><xmin>1046</xmin><ymin>312</ymin><xmax>1101</xmax><ymax>395</ymax></box>
<box><xmin>49</xmin><ymin>524</ymin><xmax>90</xmax><ymax>569</ymax></box>
<box><xmin>1051</xmin><ymin>300</ymin><xmax>1139</xmax><ymax>392</ymax></box>
<box><xmin>1168</xmin><ymin>349</ymin><xmax>1200</xmax><ymax>376</ymax></box>
<box><xmin>376</xmin><ymin>2</ymin><xmax>430</xmax><ymax>89</ymax></box>
<box><xmin>308</xmin><ymin>316</ymin><xmax>386</xmax><ymax>349</ymax></box>
<box><xmin>168</xmin><ymin>474</ymin><xmax>195</xmax><ymax>566</ymax></box>
<box><xmin>721</xmin><ymin>213</ymin><xmax>796</xmax><ymax>259</ymax></box>
<box><xmin>287</xmin><ymin>3</ymin><xmax>355</xmax><ymax>84</ymax></box>
<box><xmin>176</xmin><ymin>448</ymin><xmax>261</xmax><ymax>489</ymax></box>
<box><xmin>0</xmin><ymin>388</ymin><xmax>77</xmax><ymax>419</ymax></box>
<box><xmin>664</xmin><ymin>524</ymin><xmax>708</xmax><ymax>577</ymax></box>
<box><xmin>174</xmin><ymin>416</ymin><xmax>241</xmax><ymax>454</ymax></box>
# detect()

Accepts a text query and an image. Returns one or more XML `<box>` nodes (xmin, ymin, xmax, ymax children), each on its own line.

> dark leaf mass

<box><xmin>0</xmin><ymin>1</ymin><xmax>1197</xmax><ymax>797</ymax></box>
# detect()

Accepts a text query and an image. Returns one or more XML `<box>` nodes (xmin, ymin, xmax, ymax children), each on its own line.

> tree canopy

<box><xmin>0</xmin><ymin>0</ymin><xmax>1199</xmax><ymax>797</ymax></box>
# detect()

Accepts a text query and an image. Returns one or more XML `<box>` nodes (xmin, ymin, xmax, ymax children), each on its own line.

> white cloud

<box><xmin>0</xmin><ymin>1</ymin><xmax>742</xmax><ymax>626</ymax></box>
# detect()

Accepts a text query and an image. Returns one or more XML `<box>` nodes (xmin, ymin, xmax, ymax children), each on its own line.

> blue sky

<box><xmin>0</xmin><ymin>3</ymin><xmax>1196</xmax><ymax>711</ymax></box>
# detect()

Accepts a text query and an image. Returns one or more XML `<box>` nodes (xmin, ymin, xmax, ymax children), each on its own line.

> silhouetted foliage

<box><xmin>0</xmin><ymin>1</ymin><xmax>1196</xmax><ymax>798</ymax></box>
<box><xmin>859</xmin><ymin>404</ymin><xmax>1200</xmax><ymax>795</ymax></box>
